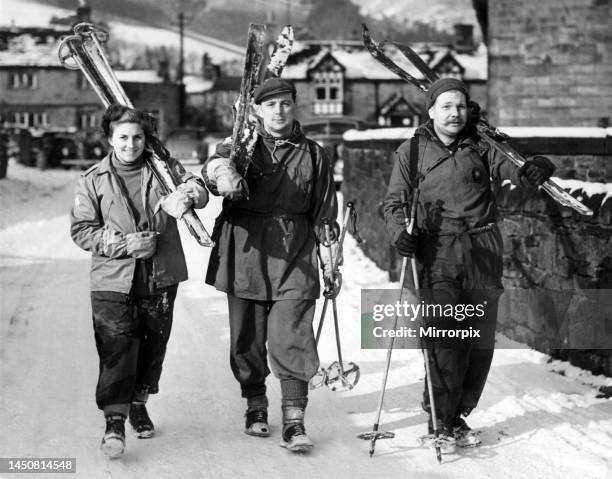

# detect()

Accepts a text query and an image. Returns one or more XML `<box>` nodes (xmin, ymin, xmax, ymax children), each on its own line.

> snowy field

<box><xmin>1</xmin><ymin>160</ymin><xmax>612</xmax><ymax>479</ymax></box>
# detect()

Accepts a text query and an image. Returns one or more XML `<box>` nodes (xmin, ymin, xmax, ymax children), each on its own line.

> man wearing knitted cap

<box><xmin>383</xmin><ymin>77</ymin><xmax>555</xmax><ymax>453</ymax></box>
<box><xmin>202</xmin><ymin>77</ymin><xmax>339</xmax><ymax>453</ymax></box>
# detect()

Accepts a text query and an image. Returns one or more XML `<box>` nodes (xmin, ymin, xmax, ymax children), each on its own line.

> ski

<box><xmin>229</xmin><ymin>24</ymin><xmax>294</xmax><ymax>176</ymax></box>
<box><xmin>266</xmin><ymin>25</ymin><xmax>294</xmax><ymax>78</ymax></box>
<box><xmin>58</xmin><ymin>23</ymin><xmax>215</xmax><ymax>247</ymax></box>
<box><xmin>362</xmin><ymin>24</ymin><xmax>594</xmax><ymax>216</ymax></box>
<box><xmin>229</xmin><ymin>23</ymin><xmax>266</xmax><ymax>176</ymax></box>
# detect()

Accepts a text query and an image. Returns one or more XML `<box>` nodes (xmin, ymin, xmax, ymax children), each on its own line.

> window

<box><xmin>78</xmin><ymin>113</ymin><xmax>97</xmax><ymax>129</ymax></box>
<box><xmin>312</xmin><ymin>68</ymin><xmax>343</xmax><ymax>116</ymax></box>
<box><xmin>9</xmin><ymin>71</ymin><xmax>38</xmax><ymax>89</ymax></box>
<box><xmin>5</xmin><ymin>111</ymin><xmax>47</xmax><ymax>127</ymax></box>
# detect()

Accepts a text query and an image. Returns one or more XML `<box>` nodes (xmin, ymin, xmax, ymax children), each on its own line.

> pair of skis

<box><xmin>362</xmin><ymin>24</ymin><xmax>593</xmax><ymax>217</ymax></box>
<box><xmin>58</xmin><ymin>23</ymin><xmax>215</xmax><ymax>247</ymax></box>
<box><xmin>229</xmin><ymin>24</ymin><xmax>294</xmax><ymax>176</ymax></box>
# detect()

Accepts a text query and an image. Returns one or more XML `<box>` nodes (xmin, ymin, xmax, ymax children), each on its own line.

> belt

<box><xmin>423</xmin><ymin>222</ymin><xmax>498</xmax><ymax>288</ymax></box>
<box><xmin>229</xmin><ymin>207</ymin><xmax>308</xmax><ymax>219</ymax></box>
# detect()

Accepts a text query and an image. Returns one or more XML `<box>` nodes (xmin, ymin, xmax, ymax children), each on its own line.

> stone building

<box><xmin>487</xmin><ymin>0</ymin><xmax>612</xmax><ymax>127</ymax></box>
<box><xmin>283</xmin><ymin>34</ymin><xmax>487</xmax><ymax>129</ymax></box>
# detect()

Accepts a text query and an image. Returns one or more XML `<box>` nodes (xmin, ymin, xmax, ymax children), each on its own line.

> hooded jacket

<box><xmin>384</xmin><ymin>120</ymin><xmax>523</xmax><ymax>244</ymax></box>
<box><xmin>70</xmin><ymin>152</ymin><xmax>204</xmax><ymax>293</ymax></box>
<box><xmin>203</xmin><ymin>121</ymin><xmax>338</xmax><ymax>300</ymax></box>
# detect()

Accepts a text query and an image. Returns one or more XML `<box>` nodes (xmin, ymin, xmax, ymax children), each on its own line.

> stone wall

<box><xmin>342</xmin><ymin>131</ymin><xmax>612</xmax><ymax>374</ymax></box>
<box><xmin>488</xmin><ymin>0</ymin><xmax>612</xmax><ymax>127</ymax></box>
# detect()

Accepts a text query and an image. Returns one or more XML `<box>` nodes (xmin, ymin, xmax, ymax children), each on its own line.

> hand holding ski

<box><xmin>58</xmin><ymin>23</ymin><xmax>215</xmax><ymax>246</ymax></box>
<box><xmin>362</xmin><ymin>24</ymin><xmax>593</xmax><ymax>216</ymax></box>
<box><xmin>229</xmin><ymin>24</ymin><xmax>294</xmax><ymax>178</ymax></box>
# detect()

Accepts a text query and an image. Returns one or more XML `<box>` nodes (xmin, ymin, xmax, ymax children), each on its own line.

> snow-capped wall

<box><xmin>342</xmin><ymin>130</ymin><xmax>612</xmax><ymax>373</ymax></box>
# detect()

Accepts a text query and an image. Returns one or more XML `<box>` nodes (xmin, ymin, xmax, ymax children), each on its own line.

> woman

<box><xmin>70</xmin><ymin>104</ymin><xmax>208</xmax><ymax>459</ymax></box>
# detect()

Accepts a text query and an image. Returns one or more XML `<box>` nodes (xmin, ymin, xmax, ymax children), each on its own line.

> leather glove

<box><xmin>156</xmin><ymin>189</ymin><xmax>192</xmax><ymax>219</ymax></box>
<box><xmin>101</xmin><ymin>228</ymin><xmax>127</xmax><ymax>258</ymax></box>
<box><xmin>206</xmin><ymin>157</ymin><xmax>249</xmax><ymax>200</ymax></box>
<box><xmin>177</xmin><ymin>181</ymin><xmax>208</xmax><ymax>209</ymax></box>
<box><xmin>467</xmin><ymin>100</ymin><xmax>482</xmax><ymax>124</ymax></box>
<box><xmin>395</xmin><ymin>230</ymin><xmax>418</xmax><ymax>257</ymax></box>
<box><xmin>321</xmin><ymin>242</ymin><xmax>343</xmax><ymax>299</ymax></box>
<box><xmin>316</xmin><ymin>221</ymin><xmax>341</xmax><ymax>244</ymax></box>
<box><xmin>125</xmin><ymin>231</ymin><xmax>158</xmax><ymax>259</ymax></box>
<box><xmin>518</xmin><ymin>155</ymin><xmax>555</xmax><ymax>187</ymax></box>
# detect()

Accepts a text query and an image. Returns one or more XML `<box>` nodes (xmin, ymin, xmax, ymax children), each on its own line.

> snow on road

<box><xmin>1</xmin><ymin>160</ymin><xmax>612</xmax><ymax>478</ymax></box>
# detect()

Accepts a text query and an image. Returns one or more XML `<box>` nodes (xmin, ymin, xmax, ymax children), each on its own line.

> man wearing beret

<box><xmin>383</xmin><ymin>78</ymin><xmax>555</xmax><ymax>453</ymax></box>
<box><xmin>202</xmin><ymin>78</ymin><xmax>338</xmax><ymax>452</ymax></box>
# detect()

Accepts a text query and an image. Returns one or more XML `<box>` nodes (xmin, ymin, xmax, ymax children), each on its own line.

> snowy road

<box><xmin>1</xmin><ymin>161</ymin><xmax>612</xmax><ymax>479</ymax></box>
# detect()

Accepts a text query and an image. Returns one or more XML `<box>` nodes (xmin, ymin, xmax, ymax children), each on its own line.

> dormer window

<box><xmin>310</xmin><ymin>54</ymin><xmax>344</xmax><ymax>116</ymax></box>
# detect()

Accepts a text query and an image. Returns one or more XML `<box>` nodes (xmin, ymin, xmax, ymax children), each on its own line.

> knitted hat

<box><xmin>253</xmin><ymin>78</ymin><xmax>296</xmax><ymax>104</ymax></box>
<box><xmin>426</xmin><ymin>78</ymin><xmax>469</xmax><ymax>110</ymax></box>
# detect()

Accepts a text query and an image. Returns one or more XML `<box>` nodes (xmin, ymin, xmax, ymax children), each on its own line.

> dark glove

<box><xmin>126</xmin><ymin>231</ymin><xmax>159</xmax><ymax>259</ymax></box>
<box><xmin>467</xmin><ymin>100</ymin><xmax>482</xmax><ymax>124</ymax></box>
<box><xmin>395</xmin><ymin>230</ymin><xmax>418</xmax><ymax>257</ymax></box>
<box><xmin>518</xmin><ymin>155</ymin><xmax>555</xmax><ymax>187</ymax></box>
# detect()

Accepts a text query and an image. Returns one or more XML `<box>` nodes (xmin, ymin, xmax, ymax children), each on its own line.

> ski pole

<box><xmin>311</xmin><ymin>203</ymin><xmax>360</xmax><ymax>390</ymax></box>
<box><xmin>399</xmin><ymin>193</ymin><xmax>442</xmax><ymax>463</ymax></box>
<box><xmin>357</xmin><ymin>190</ymin><xmax>417</xmax><ymax>456</ymax></box>
<box><xmin>323</xmin><ymin>220</ymin><xmax>360</xmax><ymax>391</ymax></box>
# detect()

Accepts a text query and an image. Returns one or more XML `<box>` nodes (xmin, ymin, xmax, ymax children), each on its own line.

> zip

<box><xmin>142</xmin><ymin>166</ymin><xmax>157</xmax><ymax>282</ymax></box>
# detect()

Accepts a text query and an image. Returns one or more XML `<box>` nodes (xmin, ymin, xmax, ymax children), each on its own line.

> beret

<box><xmin>426</xmin><ymin>78</ymin><xmax>469</xmax><ymax>110</ymax></box>
<box><xmin>253</xmin><ymin>78</ymin><xmax>296</xmax><ymax>104</ymax></box>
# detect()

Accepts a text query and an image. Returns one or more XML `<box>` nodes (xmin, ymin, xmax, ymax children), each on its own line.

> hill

<box><xmin>31</xmin><ymin>0</ymin><xmax>463</xmax><ymax>45</ymax></box>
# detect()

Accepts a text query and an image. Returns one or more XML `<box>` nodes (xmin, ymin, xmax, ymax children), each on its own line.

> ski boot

<box><xmin>452</xmin><ymin>416</ymin><xmax>481</xmax><ymax>448</ymax></box>
<box><xmin>245</xmin><ymin>407</ymin><xmax>270</xmax><ymax>437</ymax></box>
<box><xmin>419</xmin><ymin>417</ymin><xmax>456</xmax><ymax>454</ymax></box>
<box><xmin>101</xmin><ymin>414</ymin><xmax>126</xmax><ymax>459</ymax></box>
<box><xmin>280</xmin><ymin>407</ymin><xmax>314</xmax><ymax>453</ymax></box>
<box><xmin>129</xmin><ymin>403</ymin><xmax>154</xmax><ymax>438</ymax></box>
<box><xmin>244</xmin><ymin>395</ymin><xmax>270</xmax><ymax>437</ymax></box>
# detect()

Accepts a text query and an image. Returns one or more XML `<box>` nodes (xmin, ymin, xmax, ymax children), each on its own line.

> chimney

<box><xmin>76</xmin><ymin>1</ymin><xmax>92</xmax><ymax>23</ymax></box>
<box><xmin>158</xmin><ymin>59</ymin><xmax>170</xmax><ymax>82</ymax></box>
<box><xmin>201</xmin><ymin>53</ymin><xmax>218</xmax><ymax>81</ymax></box>
<box><xmin>453</xmin><ymin>24</ymin><xmax>475</xmax><ymax>53</ymax></box>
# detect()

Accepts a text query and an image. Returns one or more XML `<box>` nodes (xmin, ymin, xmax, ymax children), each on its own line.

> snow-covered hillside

<box><xmin>352</xmin><ymin>0</ymin><xmax>480</xmax><ymax>36</ymax></box>
<box><xmin>0</xmin><ymin>0</ymin><xmax>244</xmax><ymax>66</ymax></box>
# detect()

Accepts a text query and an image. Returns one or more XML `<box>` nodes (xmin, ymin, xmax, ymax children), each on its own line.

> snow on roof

<box><xmin>454</xmin><ymin>43</ymin><xmax>487</xmax><ymax>81</ymax></box>
<box><xmin>343</xmin><ymin>127</ymin><xmax>415</xmax><ymax>141</ymax></box>
<box><xmin>114</xmin><ymin>69</ymin><xmax>163</xmax><ymax>84</ymax></box>
<box><xmin>183</xmin><ymin>74</ymin><xmax>214</xmax><ymax>94</ymax></box>
<box><xmin>283</xmin><ymin>42</ymin><xmax>486</xmax><ymax>82</ymax></box>
<box><xmin>0</xmin><ymin>37</ymin><xmax>60</xmax><ymax>67</ymax></box>
<box><xmin>343</xmin><ymin>126</ymin><xmax>611</xmax><ymax>142</ymax></box>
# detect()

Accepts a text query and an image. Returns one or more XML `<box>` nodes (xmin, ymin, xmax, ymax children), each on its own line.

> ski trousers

<box><xmin>417</xmin><ymin>224</ymin><xmax>503</xmax><ymax>430</ymax></box>
<box><xmin>226</xmin><ymin>294</ymin><xmax>319</xmax><ymax>399</ymax></box>
<box><xmin>90</xmin><ymin>285</ymin><xmax>177</xmax><ymax>410</ymax></box>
